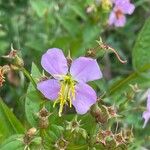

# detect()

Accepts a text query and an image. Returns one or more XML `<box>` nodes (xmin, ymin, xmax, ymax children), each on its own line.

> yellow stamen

<box><xmin>53</xmin><ymin>75</ymin><xmax>76</xmax><ymax>117</ymax></box>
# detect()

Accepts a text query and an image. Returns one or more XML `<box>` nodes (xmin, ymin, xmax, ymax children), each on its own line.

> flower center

<box><xmin>115</xmin><ymin>9</ymin><xmax>123</xmax><ymax>19</ymax></box>
<box><xmin>53</xmin><ymin>75</ymin><xmax>76</xmax><ymax>116</ymax></box>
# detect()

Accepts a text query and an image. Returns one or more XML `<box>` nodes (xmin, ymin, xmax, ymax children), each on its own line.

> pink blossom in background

<box><xmin>142</xmin><ymin>90</ymin><xmax>150</xmax><ymax>128</ymax></box>
<box><xmin>109</xmin><ymin>0</ymin><xmax>135</xmax><ymax>27</ymax></box>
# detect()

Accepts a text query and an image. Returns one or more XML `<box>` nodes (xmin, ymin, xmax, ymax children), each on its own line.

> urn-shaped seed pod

<box><xmin>66</xmin><ymin>116</ymin><xmax>87</xmax><ymax>138</ymax></box>
<box><xmin>91</xmin><ymin>104</ymin><xmax>110</xmax><ymax>124</ymax></box>
<box><xmin>113</xmin><ymin>132</ymin><xmax>126</xmax><ymax>147</ymax></box>
<box><xmin>66</xmin><ymin>116</ymin><xmax>81</xmax><ymax>132</ymax></box>
<box><xmin>85</xmin><ymin>49</ymin><xmax>96</xmax><ymax>58</ymax></box>
<box><xmin>102</xmin><ymin>105</ymin><xmax>118</xmax><ymax>119</ymax></box>
<box><xmin>23</xmin><ymin>127</ymin><xmax>37</xmax><ymax>145</ymax></box>
<box><xmin>55</xmin><ymin>137</ymin><xmax>68</xmax><ymax>150</ymax></box>
<box><xmin>3</xmin><ymin>45</ymin><xmax>24</xmax><ymax>68</ymax></box>
<box><xmin>37</xmin><ymin>107</ymin><xmax>51</xmax><ymax>129</ymax></box>
<box><xmin>122</xmin><ymin>128</ymin><xmax>134</xmax><ymax>142</ymax></box>
<box><xmin>96</xmin><ymin>129</ymin><xmax>113</xmax><ymax>145</ymax></box>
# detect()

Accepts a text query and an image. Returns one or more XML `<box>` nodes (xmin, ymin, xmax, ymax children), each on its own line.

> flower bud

<box><xmin>37</xmin><ymin>107</ymin><xmax>51</xmax><ymax>129</ymax></box>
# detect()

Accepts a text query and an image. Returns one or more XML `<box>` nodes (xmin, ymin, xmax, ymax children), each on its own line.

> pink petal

<box><xmin>41</xmin><ymin>48</ymin><xmax>68</xmax><ymax>79</ymax></box>
<box><xmin>70</xmin><ymin>57</ymin><xmax>102</xmax><ymax>83</ymax></box>
<box><xmin>114</xmin><ymin>0</ymin><xmax>135</xmax><ymax>14</ymax></box>
<box><xmin>72</xmin><ymin>83</ymin><xmax>97</xmax><ymax>114</ymax></box>
<box><xmin>37</xmin><ymin>79</ymin><xmax>60</xmax><ymax>100</ymax></box>
<box><xmin>108</xmin><ymin>11</ymin><xmax>116</xmax><ymax>26</ymax></box>
<box><xmin>114</xmin><ymin>15</ymin><xmax>126</xmax><ymax>27</ymax></box>
<box><xmin>124</xmin><ymin>3</ymin><xmax>135</xmax><ymax>14</ymax></box>
<box><xmin>142</xmin><ymin>111</ymin><xmax>150</xmax><ymax>128</ymax></box>
<box><xmin>147</xmin><ymin>91</ymin><xmax>150</xmax><ymax>111</ymax></box>
<box><xmin>142</xmin><ymin>90</ymin><xmax>150</xmax><ymax>128</ymax></box>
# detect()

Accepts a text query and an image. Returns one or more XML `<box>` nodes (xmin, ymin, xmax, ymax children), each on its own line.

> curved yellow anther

<box><xmin>53</xmin><ymin>75</ymin><xmax>76</xmax><ymax>117</ymax></box>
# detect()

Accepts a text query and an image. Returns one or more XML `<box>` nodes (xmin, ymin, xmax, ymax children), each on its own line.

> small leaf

<box><xmin>30</xmin><ymin>0</ymin><xmax>48</xmax><ymax>17</ymax></box>
<box><xmin>25</xmin><ymin>63</ymin><xmax>42</xmax><ymax>126</ymax></box>
<box><xmin>0</xmin><ymin>99</ymin><xmax>24</xmax><ymax>143</ymax></box>
<box><xmin>0</xmin><ymin>134</ymin><xmax>24</xmax><ymax>150</ymax></box>
<box><xmin>132</xmin><ymin>18</ymin><xmax>150</xmax><ymax>70</ymax></box>
<box><xmin>70</xmin><ymin>4</ymin><xmax>87</xmax><ymax>21</ymax></box>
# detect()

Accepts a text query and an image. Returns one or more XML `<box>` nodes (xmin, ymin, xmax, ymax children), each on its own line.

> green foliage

<box><xmin>0</xmin><ymin>0</ymin><xmax>150</xmax><ymax>149</ymax></box>
<box><xmin>0</xmin><ymin>134</ymin><xmax>24</xmax><ymax>150</ymax></box>
<box><xmin>25</xmin><ymin>63</ymin><xmax>43</xmax><ymax>126</ymax></box>
<box><xmin>132</xmin><ymin>18</ymin><xmax>150</xmax><ymax>70</ymax></box>
<box><xmin>0</xmin><ymin>99</ymin><xmax>24</xmax><ymax>143</ymax></box>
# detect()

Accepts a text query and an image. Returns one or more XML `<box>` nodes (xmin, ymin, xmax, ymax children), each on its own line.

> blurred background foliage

<box><xmin>0</xmin><ymin>0</ymin><xmax>150</xmax><ymax>149</ymax></box>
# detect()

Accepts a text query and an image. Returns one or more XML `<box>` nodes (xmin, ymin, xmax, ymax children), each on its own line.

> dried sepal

<box><xmin>55</xmin><ymin>137</ymin><xmax>68</xmax><ymax>150</ymax></box>
<box><xmin>37</xmin><ymin>107</ymin><xmax>51</xmax><ymax>129</ymax></box>
<box><xmin>96</xmin><ymin>129</ymin><xmax>113</xmax><ymax>145</ymax></box>
<box><xmin>0</xmin><ymin>65</ymin><xmax>11</xmax><ymax>87</ymax></box>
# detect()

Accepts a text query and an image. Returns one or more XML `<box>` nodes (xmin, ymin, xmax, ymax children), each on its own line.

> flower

<box><xmin>109</xmin><ymin>0</ymin><xmax>135</xmax><ymax>27</ymax></box>
<box><xmin>37</xmin><ymin>48</ymin><xmax>102</xmax><ymax>116</ymax></box>
<box><xmin>142</xmin><ymin>90</ymin><xmax>150</xmax><ymax>128</ymax></box>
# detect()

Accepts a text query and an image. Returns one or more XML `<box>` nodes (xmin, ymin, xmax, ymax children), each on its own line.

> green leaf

<box><xmin>108</xmin><ymin>65</ymin><xmax>150</xmax><ymax>101</ymax></box>
<box><xmin>30</xmin><ymin>0</ymin><xmax>48</xmax><ymax>17</ymax></box>
<box><xmin>25</xmin><ymin>91</ymin><xmax>42</xmax><ymax>127</ymax></box>
<box><xmin>70</xmin><ymin>4</ymin><xmax>87</xmax><ymax>21</ymax></box>
<box><xmin>56</xmin><ymin>14</ymin><xmax>78</xmax><ymax>36</ymax></box>
<box><xmin>0</xmin><ymin>134</ymin><xmax>24</xmax><ymax>150</ymax></box>
<box><xmin>0</xmin><ymin>99</ymin><xmax>24</xmax><ymax>143</ymax></box>
<box><xmin>25</xmin><ymin>62</ymin><xmax>42</xmax><ymax>126</ymax></box>
<box><xmin>132</xmin><ymin>18</ymin><xmax>150</xmax><ymax>70</ymax></box>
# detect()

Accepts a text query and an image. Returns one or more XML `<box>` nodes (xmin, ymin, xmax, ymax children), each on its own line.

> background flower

<box><xmin>109</xmin><ymin>0</ymin><xmax>135</xmax><ymax>27</ymax></box>
<box><xmin>142</xmin><ymin>90</ymin><xmax>150</xmax><ymax>128</ymax></box>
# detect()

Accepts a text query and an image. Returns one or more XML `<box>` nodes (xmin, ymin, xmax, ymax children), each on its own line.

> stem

<box><xmin>21</xmin><ymin>67</ymin><xmax>37</xmax><ymax>89</ymax></box>
<box><xmin>108</xmin><ymin>64</ymin><xmax>150</xmax><ymax>95</ymax></box>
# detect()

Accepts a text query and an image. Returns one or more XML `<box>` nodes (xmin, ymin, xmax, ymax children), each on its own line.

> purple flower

<box><xmin>109</xmin><ymin>0</ymin><xmax>135</xmax><ymax>27</ymax></box>
<box><xmin>37</xmin><ymin>48</ymin><xmax>103</xmax><ymax>116</ymax></box>
<box><xmin>142</xmin><ymin>91</ymin><xmax>150</xmax><ymax>128</ymax></box>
